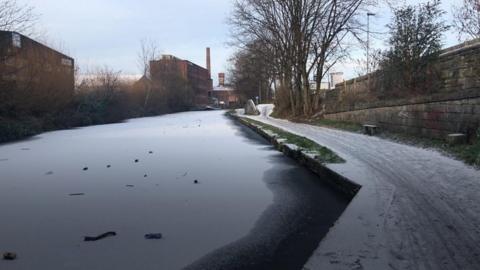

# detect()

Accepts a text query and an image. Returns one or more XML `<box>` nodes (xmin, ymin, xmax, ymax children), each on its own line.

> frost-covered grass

<box><xmin>381</xmin><ymin>131</ymin><xmax>480</xmax><ymax>167</ymax></box>
<box><xmin>241</xmin><ymin>117</ymin><xmax>345</xmax><ymax>164</ymax></box>
<box><xmin>307</xmin><ymin>118</ymin><xmax>363</xmax><ymax>133</ymax></box>
<box><xmin>303</xmin><ymin>118</ymin><xmax>480</xmax><ymax>167</ymax></box>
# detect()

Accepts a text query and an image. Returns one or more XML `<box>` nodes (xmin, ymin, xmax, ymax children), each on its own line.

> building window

<box><xmin>61</xmin><ymin>58</ymin><xmax>73</xmax><ymax>66</ymax></box>
<box><xmin>12</xmin><ymin>33</ymin><xmax>21</xmax><ymax>48</ymax></box>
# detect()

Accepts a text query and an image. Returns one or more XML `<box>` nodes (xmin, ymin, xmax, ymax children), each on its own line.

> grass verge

<box><xmin>300</xmin><ymin>118</ymin><xmax>480</xmax><ymax>167</ymax></box>
<box><xmin>379</xmin><ymin>131</ymin><xmax>480</xmax><ymax>167</ymax></box>
<box><xmin>306</xmin><ymin>118</ymin><xmax>363</xmax><ymax>133</ymax></box>
<box><xmin>240</xmin><ymin>117</ymin><xmax>345</xmax><ymax>164</ymax></box>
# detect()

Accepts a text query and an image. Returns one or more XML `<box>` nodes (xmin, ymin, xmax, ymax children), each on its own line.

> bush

<box><xmin>379</xmin><ymin>0</ymin><xmax>449</xmax><ymax>95</ymax></box>
<box><xmin>0</xmin><ymin>116</ymin><xmax>42</xmax><ymax>143</ymax></box>
<box><xmin>0</xmin><ymin>63</ymin><xmax>201</xmax><ymax>143</ymax></box>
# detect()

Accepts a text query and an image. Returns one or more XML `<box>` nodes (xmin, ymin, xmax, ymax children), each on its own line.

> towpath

<box><xmin>242</xmin><ymin>104</ymin><xmax>480</xmax><ymax>270</ymax></box>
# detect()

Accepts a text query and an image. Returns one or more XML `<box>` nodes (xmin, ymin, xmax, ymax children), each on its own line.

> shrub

<box><xmin>0</xmin><ymin>116</ymin><xmax>42</xmax><ymax>143</ymax></box>
<box><xmin>379</xmin><ymin>0</ymin><xmax>449</xmax><ymax>95</ymax></box>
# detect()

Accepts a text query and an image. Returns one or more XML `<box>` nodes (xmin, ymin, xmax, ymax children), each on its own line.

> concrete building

<box><xmin>149</xmin><ymin>49</ymin><xmax>213</xmax><ymax>106</ymax></box>
<box><xmin>309</xmin><ymin>72</ymin><xmax>345</xmax><ymax>92</ymax></box>
<box><xmin>330</xmin><ymin>72</ymin><xmax>344</xmax><ymax>89</ymax></box>
<box><xmin>0</xmin><ymin>31</ymin><xmax>75</xmax><ymax>112</ymax></box>
<box><xmin>209</xmin><ymin>73</ymin><xmax>239</xmax><ymax>108</ymax></box>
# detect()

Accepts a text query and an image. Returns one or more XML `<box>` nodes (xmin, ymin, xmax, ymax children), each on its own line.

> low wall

<box><xmin>324</xmin><ymin>96</ymin><xmax>480</xmax><ymax>139</ymax></box>
<box><xmin>323</xmin><ymin>39</ymin><xmax>480</xmax><ymax>140</ymax></box>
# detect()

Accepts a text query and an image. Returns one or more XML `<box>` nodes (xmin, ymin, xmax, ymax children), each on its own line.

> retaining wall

<box><xmin>323</xmin><ymin>39</ymin><xmax>480</xmax><ymax>140</ymax></box>
<box><xmin>324</xmin><ymin>96</ymin><xmax>480</xmax><ymax>139</ymax></box>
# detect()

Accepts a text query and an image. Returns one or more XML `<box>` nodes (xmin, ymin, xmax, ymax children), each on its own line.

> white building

<box><xmin>309</xmin><ymin>72</ymin><xmax>344</xmax><ymax>91</ymax></box>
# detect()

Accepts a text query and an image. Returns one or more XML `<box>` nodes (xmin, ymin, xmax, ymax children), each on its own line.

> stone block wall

<box><xmin>324</xmin><ymin>97</ymin><xmax>480</xmax><ymax>139</ymax></box>
<box><xmin>323</xmin><ymin>39</ymin><xmax>480</xmax><ymax>140</ymax></box>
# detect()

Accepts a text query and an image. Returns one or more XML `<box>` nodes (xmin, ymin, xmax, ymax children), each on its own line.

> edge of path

<box><xmin>235</xmin><ymin>105</ymin><xmax>399</xmax><ymax>270</ymax></box>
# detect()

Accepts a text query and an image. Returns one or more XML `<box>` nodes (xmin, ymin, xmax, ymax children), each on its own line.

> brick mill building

<box><xmin>0</xmin><ymin>31</ymin><xmax>75</xmax><ymax>113</ymax></box>
<box><xmin>209</xmin><ymin>72</ymin><xmax>240</xmax><ymax>108</ymax></box>
<box><xmin>149</xmin><ymin>48</ymin><xmax>213</xmax><ymax>106</ymax></box>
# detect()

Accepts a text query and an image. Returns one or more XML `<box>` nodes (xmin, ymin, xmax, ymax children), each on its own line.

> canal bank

<box><xmin>239</xmin><ymin>104</ymin><xmax>480</xmax><ymax>270</ymax></box>
<box><xmin>228</xmin><ymin>112</ymin><xmax>360</xmax><ymax>198</ymax></box>
<box><xmin>0</xmin><ymin>110</ymin><xmax>349</xmax><ymax>270</ymax></box>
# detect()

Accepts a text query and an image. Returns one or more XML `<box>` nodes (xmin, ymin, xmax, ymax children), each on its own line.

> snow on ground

<box><xmin>242</xmin><ymin>104</ymin><xmax>480</xmax><ymax>270</ymax></box>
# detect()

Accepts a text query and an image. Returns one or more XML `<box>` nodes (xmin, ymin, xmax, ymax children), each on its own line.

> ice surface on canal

<box><xmin>0</xmin><ymin>111</ymin><xmax>279</xmax><ymax>270</ymax></box>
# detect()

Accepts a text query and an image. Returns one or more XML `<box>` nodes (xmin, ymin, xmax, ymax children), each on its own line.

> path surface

<box><xmin>242</xmin><ymin>104</ymin><xmax>480</xmax><ymax>270</ymax></box>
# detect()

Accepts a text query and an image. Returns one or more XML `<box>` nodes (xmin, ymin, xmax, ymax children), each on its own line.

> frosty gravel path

<box><xmin>242</xmin><ymin>104</ymin><xmax>480</xmax><ymax>270</ymax></box>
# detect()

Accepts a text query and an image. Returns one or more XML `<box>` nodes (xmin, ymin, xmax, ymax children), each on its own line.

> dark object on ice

<box><xmin>144</xmin><ymin>233</ymin><xmax>163</xmax><ymax>240</ymax></box>
<box><xmin>20</xmin><ymin>148</ymin><xmax>30</xmax><ymax>151</ymax></box>
<box><xmin>126</xmin><ymin>185</ymin><xmax>134</xmax><ymax>187</ymax></box>
<box><xmin>144</xmin><ymin>174</ymin><xmax>148</xmax><ymax>178</ymax></box>
<box><xmin>194</xmin><ymin>180</ymin><xmax>199</xmax><ymax>184</ymax></box>
<box><xmin>84</xmin><ymin>231</ymin><xmax>117</xmax><ymax>242</ymax></box>
<box><xmin>149</xmin><ymin>151</ymin><xmax>153</xmax><ymax>154</ymax></box>
<box><xmin>176</xmin><ymin>172</ymin><xmax>188</xmax><ymax>179</ymax></box>
<box><xmin>69</xmin><ymin>193</ymin><xmax>85</xmax><ymax>196</ymax></box>
<box><xmin>45</xmin><ymin>171</ymin><xmax>54</xmax><ymax>175</ymax></box>
<box><xmin>0</xmin><ymin>158</ymin><xmax>8</xmax><ymax>162</ymax></box>
<box><xmin>135</xmin><ymin>159</ymin><xmax>139</xmax><ymax>163</ymax></box>
<box><xmin>3</xmin><ymin>252</ymin><xmax>17</xmax><ymax>260</ymax></box>
<box><xmin>107</xmin><ymin>165</ymin><xmax>111</xmax><ymax>168</ymax></box>
<box><xmin>83</xmin><ymin>167</ymin><xmax>88</xmax><ymax>171</ymax></box>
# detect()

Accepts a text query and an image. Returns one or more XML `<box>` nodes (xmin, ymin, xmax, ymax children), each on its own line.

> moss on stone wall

<box><xmin>240</xmin><ymin>117</ymin><xmax>345</xmax><ymax>164</ymax></box>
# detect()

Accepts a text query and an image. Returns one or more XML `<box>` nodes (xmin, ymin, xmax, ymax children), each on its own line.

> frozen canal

<box><xmin>0</xmin><ymin>111</ymin><xmax>349</xmax><ymax>270</ymax></box>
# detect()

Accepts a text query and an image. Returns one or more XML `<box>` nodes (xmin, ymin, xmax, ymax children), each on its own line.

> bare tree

<box><xmin>137</xmin><ymin>38</ymin><xmax>160</xmax><ymax>78</ymax></box>
<box><xmin>136</xmin><ymin>38</ymin><xmax>160</xmax><ymax>110</ymax></box>
<box><xmin>0</xmin><ymin>0</ymin><xmax>39</xmax><ymax>106</ymax></box>
<box><xmin>230</xmin><ymin>0</ymin><xmax>367</xmax><ymax>116</ymax></box>
<box><xmin>74</xmin><ymin>66</ymin><xmax>140</xmax><ymax>124</ymax></box>
<box><xmin>309</xmin><ymin>0</ymin><xmax>365</xmax><ymax>113</ymax></box>
<box><xmin>77</xmin><ymin>66</ymin><xmax>122</xmax><ymax>104</ymax></box>
<box><xmin>0</xmin><ymin>0</ymin><xmax>38</xmax><ymax>35</ymax></box>
<box><xmin>453</xmin><ymin>0</ymin><xmax>480</xmax><ymax>41</ymax></box>
<box><xmin>354</xmin><ymin>49</ymin><xmax>382</xmax><ymax>76</ymax></box>
<box><xmin>229</xmin><ymin>39</ymin><xmax>276</xmax><ymax>104</ymax></box>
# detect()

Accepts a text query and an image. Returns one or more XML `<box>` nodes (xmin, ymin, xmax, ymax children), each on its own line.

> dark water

<box><xmin>0</xmin><ymin>111</ymin><xmax>349</xmax><ymax>270</ymax></box>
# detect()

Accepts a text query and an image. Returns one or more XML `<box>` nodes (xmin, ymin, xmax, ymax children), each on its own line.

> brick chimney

<box><xmin>206</xmin><ymin>47</ymin><xmax>211</xmax><ymax>76</ymax></box>
<box><xmin>218</xmin><ymin>73</ymin><xmax>225</xmax><ymax>86</ymax></box>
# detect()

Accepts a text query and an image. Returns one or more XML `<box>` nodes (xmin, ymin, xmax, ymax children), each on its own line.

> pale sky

<box><xmin>20</xmin><ymin>0</ymin><xmax>460</xmax><ymax>83</ymax></box>
<box><xmin>21</xmin><ymin>0</ymin><xmax>235</xmax><ymax>84</ymax></box>
<box><xmin>336</xmin><ymin>0</ymin><xmax>460</xmax><ymax>79</ymax></box>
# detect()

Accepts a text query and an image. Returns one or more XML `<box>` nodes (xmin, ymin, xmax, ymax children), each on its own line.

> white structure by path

<box><xmin>242</xmin><ymin>104</ymin><xmax>480</xmax><ymax>270</ymax></box>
